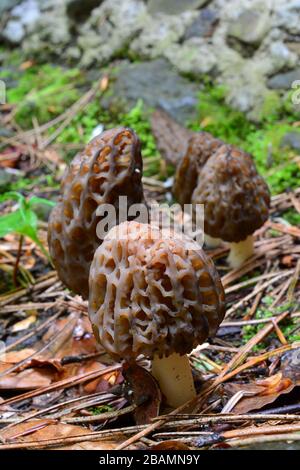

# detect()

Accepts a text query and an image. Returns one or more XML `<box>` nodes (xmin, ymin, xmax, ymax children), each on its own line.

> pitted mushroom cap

<box><xmin>48</xmin><ymin>128</ymin><xmax>144</xmax><ymax>299</ymax></box>
<box><xmin>174</xmin><ymin>132</ymin><xmax>224</xmax><ymax>205</ymax></box>
<box><xmin>89</xmin><ymin>221</ymin><xmax>225</xmax><ymax>361</ymax></box>
<box><xmin>192</xmin><ymin>145</ymin><xmax>270</xmax><ymax>242</ymax></box>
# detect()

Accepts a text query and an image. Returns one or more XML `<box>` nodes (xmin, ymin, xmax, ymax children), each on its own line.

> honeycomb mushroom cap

<box><xmin>174</xmin><ymin>132</ymin><xmax>224</xmax><ymax>205</ymax></box>
<box><xmin>89</xmin><ymin>221</ymin><xmax>225</xmax><ymax>361</ymax></box>
<box><xmin>48</xmin><ymin>128</ymin><xmax>144</xmax><ymax>299</ymax></box>
<box><xmin>192</xmin><ymin>145</ymin><xmax>270</xmax><ymax>242</ymax></box>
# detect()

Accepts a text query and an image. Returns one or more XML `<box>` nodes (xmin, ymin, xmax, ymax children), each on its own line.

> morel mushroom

<box><xmin>48</xmin><ymin>128</ymin><xmax>144</xmax><ymax>299</ymax></box>
<box><xmin>190</xmin><ymin>146</ymin><xmax>270</xmax><ymax>268</ymax></box>
<box><xmin>88</xmin><ymin>221</ymin><xmax>225</xmax><ymax>407</ymax></box>
<box><xmin>151</xmin><ymin>109</ymin><xmax>270</xmax><ymax>267</ymax></box>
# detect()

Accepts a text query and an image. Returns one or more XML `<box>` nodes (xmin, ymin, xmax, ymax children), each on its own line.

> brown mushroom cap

<box><xmin>173</xmin><ymin>132</ymin><xmax>224</xmax><ymax>205</ymax></box>
<box><xmin>151</xmin><ymin>109</ymin><xmax>192</xmax><ymax>166</ymax></box>
<box><xmin>191</xmin><ymin>145</ymin><xmax>270</xmax><ymax>242</ymax></box>
<box><xmin>48</xmin><ymin>128</ymin><xmax>144</xmax><ymax>299</ymax></box>
<box><xmin>89</xmin><ymin>221</ymin><xmax>225</xmax><ymax>361</ymax></box>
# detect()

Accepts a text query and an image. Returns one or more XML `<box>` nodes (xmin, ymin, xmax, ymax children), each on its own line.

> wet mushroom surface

<box><xmin>88</xmin><ymin>221</ymin><xmax>225</xmax><ymax>407</ymax></box>
<box><xmin>152</xmin><ymin>109</ymin><xmax>271</xmax><ymax>268</ymax></box>
<box><xmin>48</xmin><ymin>127</ymin><xmax>144</xmax><ymax>299</ymax></box>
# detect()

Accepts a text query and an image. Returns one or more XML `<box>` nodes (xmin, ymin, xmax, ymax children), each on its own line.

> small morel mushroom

<box><xmin>88</xmin><ymin>221</ymin><xmax>225</xmax><ymax>408</ymax></box>
<box><xmin>190</xmin><ymin>146</ymin><xmax>270</xmax><ymax>268</ymax></box>
<box><xmin>151</xmin><ymin>110</ymin><xmax>270</xmax><ymax>267</ymax></box>
<box><xmin>48</xmin><ymin>128</ymin><xmax>144</xmax><ymax>299</ymax></box>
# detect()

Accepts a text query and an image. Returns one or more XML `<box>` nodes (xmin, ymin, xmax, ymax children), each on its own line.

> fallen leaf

<box><xmin>11</xmin><ymin>315</ymin><xmax>36</xmax><ymax>332</ymax></box>
<box><xmin>1</xmin><ymin>349</ymin><xmax>36</xmax><ymax>364</ymax></box>
<box><xmin>100</xmin><ymin>75</ymin><xmax>109</xmax><ymax>91</ymax></box>
<box><xmin>1</xmin><ymin>420</ymin><xmax>136</xmax><ymax>450</ymax></box>
<box><xmin>123</xmin><ymin>363</ymin><xmax>161</xmax><ymax>425</ymax></box>
<box><xmin>0</xmin><ymin>368</ymin><xmax>55</xmax><ymax>390</ymax></box>
<box><xmin>223</xmin><ymin>371</ymin><xmax>298</xmax><ymax>414</ymax></box>
<box><xmin>19</xmin><ymin>60</ymin><xmax>34</xmax><ymax>70</ymax></box>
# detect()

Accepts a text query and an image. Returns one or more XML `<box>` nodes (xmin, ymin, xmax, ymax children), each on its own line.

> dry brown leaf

<box><xmin>0</xmin><ymin>368</ymin><xmax>55</xmax><ymax>390</ymax></box>
<box><xmin>224</xmin><ymin>370</ymin><xmax>299</xmax><ymax>414</ymax></box>
<box><xmin>1</xmin><ymin>420</ymin><xmax>134</xmax><ymax>450</ymax></box>
<box><xmin>2</xmin><ymin>349</ymin><xmax>36</xmax><ymax>364</ymax></box>
<box><xmin>42</xmin><ymin>316</ymin><xmax>98</xmax><ymax>359</ymax></box>
<box><xmin>19</xmin><ymin>60</ymin><xmax>34</xmax><ymax>70</ymax></box>
<box><xmin>11</xmin><ymin>315</ymin><xmax>36</xmax><ymax>333</ymax></box>
<box><xmin>2</xmin><ymin>420</ymin><xmax>89</xmax><ymax>443</ymax></box>
<box><xmin>123</xmin><ymin>363</ymin><xmax>161</xmax><ymax>425</ymax></box>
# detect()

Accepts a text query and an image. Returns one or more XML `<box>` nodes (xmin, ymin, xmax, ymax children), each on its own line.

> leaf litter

<box><xmin>0</xmin><ymin>76</ymin><xmax>299</xmax><ymax>450</ymax></box>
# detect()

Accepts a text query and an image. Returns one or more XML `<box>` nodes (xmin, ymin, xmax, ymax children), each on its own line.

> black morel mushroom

<box><xmin>48</xmin><ymin>128</ymin><xmax>144</xmax><ymax>298</ymax></box>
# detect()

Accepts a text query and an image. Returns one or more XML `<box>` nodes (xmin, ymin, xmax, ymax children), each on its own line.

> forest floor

<box><xmin>0</xmin><ymin>56</ymin><xmax>299</xmax><ymax>450</ymax></box>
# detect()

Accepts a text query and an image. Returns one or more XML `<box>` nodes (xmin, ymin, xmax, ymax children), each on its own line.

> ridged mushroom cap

<box><xmin>89</xmin><ymin>221</ymin><xmax>225</xmax><ymax>361</ymax></box>
<box><xmin>192</xmin><ymin>145</ymin><xmax>270</xmax><ymax>242</ymax></box>
<box><xmin>174</xmin><ymin>132</ymin><xmax>224</xmax><ymax>205</ymax></box>
<box><xmin>48</xmin><ymin>128</ymin><xmax>144</xmax><ymax>299</ymax></box>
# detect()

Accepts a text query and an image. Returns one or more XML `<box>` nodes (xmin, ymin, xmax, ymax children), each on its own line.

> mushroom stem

<box><xmin>227</xmin><ymin>235</ymin><xmax>254</xmax><ymax>269</ymax></box>
<box><xmin>204</xmin><ymin>234</ymin><xmax>222</xmax><ymax>248</ymax></box>
<box><xmin>152</xmin><ymin>353</ymin><xmax>196</xmax><ymax>408</ymax></box>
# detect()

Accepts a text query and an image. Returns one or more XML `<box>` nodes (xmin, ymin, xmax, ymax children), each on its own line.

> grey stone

<box><xmin>286</xmin><ymin>42</ymin><xmax>300</xmax><ymax>56</ymax></box>
<box><xmin>11</xmin><ymin>0</ymin><xmax>41</xmax><ymax>28</ymax></box>
<box><xmin>22</xmin><ymin>1</ymin><xmax>71</xmax><ymax>56</ymax></box>
<box><xmin>228</xmin><ymin>8</ymin><xmax>271</xmax><ymax>45</ymax></box>
<box><xmin>103</xmin><ymin>59</ymin><xmax>198</xmax><ymax>124</ymax></box>
<box><xmin>268</xmin><ymin>69</ymin><xmax>300</xmax><ymax>89</ymax></box>
<box><xmin>130</xmin><ymin>10</ymin><xmax>197</xmax><ymax>60</ymax></box>
<box><xmin>0</xmin><ymin>0</ymin><xmax>19</xmax><ymax>14</ymax></box>
<box><xmin>78</xmin><ymin>0</ymin><xmax>147</xmax><ymax>67</ymax></box>
<box><xmin>0</xmin><ymin>169</ymin><xmax>21</xmax><ymax>193</ymax></box>
<box><xmin>184</xmin><ymin>8</ymin><xmax>219</xmax><ymax>40</ymax></box>
<box><xmin>2</xmin><ymin>20</ymin><xmax>25</xmax><ymax>44</ymax></box>
<box><xmin>148</xmin><ymin>0</ymin><xmax>209</xmax><ymax>16</ymax></box>
<box><xmin>280</xmin><ymin>131</ymin><xmax>300</xmax><ymax>150</ymax></box>
<box><xmin>274</xmin><ymin>0</ymin><xmax>300</xmax><ymax>35</ymax></box>
<box><xmin>164</xmin><ymin>38</ymin><xmax>217</xmax><ymax>75</ymax></box>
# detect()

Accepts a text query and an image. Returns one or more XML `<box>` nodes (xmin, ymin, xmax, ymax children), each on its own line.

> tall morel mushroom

<box><xmin>151</xmin><ymin>110</ymin><xmax>270</xmax><ymax>267</ymax></box>
<box><xmin>88</xmin><ymin>221</ymin><xmax>225</xmax><ymax>407</ymax></box>
<box><xmin>48</xmin><ymin>128</ymin><xmax>144</xmax><ymax>299</ymax></box>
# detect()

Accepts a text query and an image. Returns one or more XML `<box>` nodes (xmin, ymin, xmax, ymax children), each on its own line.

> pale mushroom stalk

<box><xmin>227</xmin><ymin>235</ymin><xmax>254</xmax><ymax>269</ymax></box>
<box><xmin>204</xmin><ymin>234</ymin><xmax>222</xmax><ymax>249</ymax></box>
<box><xmin>152</xmin><ymin>353</ymin><xmax>196</xmax><ymax>408</ymax></box>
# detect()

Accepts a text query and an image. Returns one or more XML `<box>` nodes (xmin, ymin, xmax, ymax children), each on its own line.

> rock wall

<box><xmin>1</xmin><ymin>0</ymin><xmax>300</xmax><ymax>121</ymax></box>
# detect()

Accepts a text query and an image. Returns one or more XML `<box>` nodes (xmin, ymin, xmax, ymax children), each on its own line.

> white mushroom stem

<box><xmin>152</xmin><ymin>353</ymin><xmax>196</xmax><ymax>408</ymax></box>
<box><xmin>204</xmin><ymin>234</ymin><xmax>222</xmax><ymax>248</ymax></box>
<box><xmin>227</xmin><ymin>235</ymin><xmax>254</xmax><ymax>269</ymax></box>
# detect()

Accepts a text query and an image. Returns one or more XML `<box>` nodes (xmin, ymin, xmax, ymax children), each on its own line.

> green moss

<box><xmin>243</xmin><ymin>124</ymin><xmax>300</xmax><ymax>194</ymax></box>
<box><xmin>89</xmin><ymin>405</ymin><xmax>112</xmax><ymax>415</ymax></box>
<box><xmin>283</xmin><ymin>209</ymin><xmax>300</xmax><ymax>226</ymax></box>
<box><xmin>260</xmin><ymin>91</ymin><xmax>282</xmax><ymax>122</ymax></box>
<box><xmin>187</xmin><ymin>85</ymin><xmax>255</xmax><ymax>146</ymax></box>
<box><xmin>242</xmin><ymin>298</ymin><xmax>299</xmax><ymax>351</ymax></box>
<box><xmin>1</xmin><ymin>64</ymin><xmax>83</xmax><ymax>128</ymax></box>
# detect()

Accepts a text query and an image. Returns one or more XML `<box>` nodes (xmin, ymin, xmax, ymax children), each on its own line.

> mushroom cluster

<box><xmin>48</xmin><ymin>127</ymin><xmax>144</xmax><ymax>299</ymax></box>
<box><xmin>151</xmin><ymin>110</ymin><xmax>270</xmax><ymax>268</ymax></box>
<box><xmin>89</xmin><ymin>221</ymin><xmax>225</xmax><ymax>407</ymax></box>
